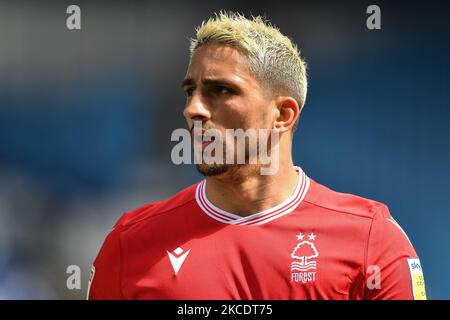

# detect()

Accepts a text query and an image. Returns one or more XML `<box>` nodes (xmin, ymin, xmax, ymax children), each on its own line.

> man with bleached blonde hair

<box><xmin>89</xmin><ymin>12</ymin><xmax>426</xmax><ymax>300</ymax></box>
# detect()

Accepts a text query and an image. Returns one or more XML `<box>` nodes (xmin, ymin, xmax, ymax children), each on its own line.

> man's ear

<box><xmin>273</xmin><ymin>96</ymin><xmax>300</xmax><ymax>133</ymax></box>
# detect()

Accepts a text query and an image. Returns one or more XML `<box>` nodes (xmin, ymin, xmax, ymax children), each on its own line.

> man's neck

<box><xmin>204</xmin><ymin>160</ymin><xmax>299</xmax><ymax>217</ymax></box>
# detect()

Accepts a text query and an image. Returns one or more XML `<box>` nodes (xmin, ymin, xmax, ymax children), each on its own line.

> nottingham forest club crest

<box><xmin>291</xmin><ymin>232</ymin><xmax>318</xmax><ymax>283</ymax></box>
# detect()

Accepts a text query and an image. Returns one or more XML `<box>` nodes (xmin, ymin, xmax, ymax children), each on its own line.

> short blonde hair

<box><xmin>190</xmin><ymin>12</ymin><xmax>308</xmax><ymax>126</ymax></box>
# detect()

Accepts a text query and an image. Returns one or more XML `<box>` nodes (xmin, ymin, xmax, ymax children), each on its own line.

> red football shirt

<box><xmin>88</xmin><ymin>167</ymin><xmax>426</xmax><ymax>300</ymax></box>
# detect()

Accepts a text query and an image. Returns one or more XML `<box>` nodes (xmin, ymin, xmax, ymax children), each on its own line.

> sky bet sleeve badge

<box><xmin>407</xmin><ymin>258</ymin><xmax>427</xmax><ymax>300</ymax></box>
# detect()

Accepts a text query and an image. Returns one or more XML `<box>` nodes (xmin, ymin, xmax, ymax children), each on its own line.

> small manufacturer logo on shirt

<box><xmin>167</xmin><ymin>247</ymin><xmax>191</xmax><ymax>276</ymax></box>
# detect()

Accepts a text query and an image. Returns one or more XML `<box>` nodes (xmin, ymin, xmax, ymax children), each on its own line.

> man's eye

<box><xmin>216</xmin><ymin>86</ymin><xmax>231</xmax><ymax>95</ymax></box>
<box><xmin>184</xmin><ymin>88</ymin><xmax>194</xmax><ymax>97</ymax></box>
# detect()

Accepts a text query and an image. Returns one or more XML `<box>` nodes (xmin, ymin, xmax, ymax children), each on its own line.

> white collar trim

<box><xmin>195</xmin><ymin>166</ymin><xmax>310</xmax><ymax>226</ymax></box>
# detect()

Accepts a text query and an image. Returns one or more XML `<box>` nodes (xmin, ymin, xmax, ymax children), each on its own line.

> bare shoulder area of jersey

<box><xmin>177</xmin><ymin>304</ymin><xmax>211</xmax><ymax>318</ymax></box>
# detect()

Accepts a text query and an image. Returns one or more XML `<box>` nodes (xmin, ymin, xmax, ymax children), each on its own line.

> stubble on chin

<box><xmin>195</xmin><ymin>163</ymin><xmax>230</xmax><ymax>177</ymax></box>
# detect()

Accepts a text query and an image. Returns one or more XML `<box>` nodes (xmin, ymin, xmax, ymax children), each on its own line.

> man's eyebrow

<box><xmin>182</xmin><ymin>77</ymin><xmax>240</xmax><ymax>89</ymax></box>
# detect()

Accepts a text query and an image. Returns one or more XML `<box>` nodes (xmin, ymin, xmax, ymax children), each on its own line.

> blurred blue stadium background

<box><xmin>0</xmin><ymin>0</ymin><xmax>448</xmax><ymax>299</ymax></box>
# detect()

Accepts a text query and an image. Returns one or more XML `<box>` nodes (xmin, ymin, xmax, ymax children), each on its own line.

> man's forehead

<box><xmin>185</xmin><ymin>44</ymin><xmax>252</xmax><ymax>83</ymax></box>
<box><xmin>192</xmin><ymin>43</ymin><xmax>247</xmax><ymax>62</ymax></box>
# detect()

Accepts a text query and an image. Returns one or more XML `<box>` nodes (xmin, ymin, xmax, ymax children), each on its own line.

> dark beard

<box><xmin>195</xmin><ymin>163</ymin><xmax>230</xmax><ymax>176</ymax></box>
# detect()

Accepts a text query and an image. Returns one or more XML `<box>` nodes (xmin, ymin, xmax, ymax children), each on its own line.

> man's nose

<box><xmin>183</xmin><ymin>92</ymin><xmax>211</xmax><ymax>123</ymax></box>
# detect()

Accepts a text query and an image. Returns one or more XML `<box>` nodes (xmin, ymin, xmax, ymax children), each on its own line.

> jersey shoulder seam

<box><xmin>303</xmin><ymin>198</ymin><xmax>382</xmax><ymax>220</ymax></box>
<box><xmin>362</xmin><ymin>203</ymin><xmax>385</xmax><ymax>298</ymax></box>
<box><xmin>116</xmin><ymin>196</ymin><xmax>197</xmax><ymax>231</ymax></box>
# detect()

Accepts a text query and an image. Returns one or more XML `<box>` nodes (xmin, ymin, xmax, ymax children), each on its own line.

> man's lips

<box><xmin>190</xmin><ymin>125</ymin><xmax>218</xmax><ymax>149</ymax></box>
<box><xmin>202</xmin><ymin>141</ymin><xmax>212</xmax><ymax>149</ymax></box>
<box><xmin>201</xmin><ymin>136</ymin><xmax>215</xmax><ymax>149</ymax></box>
